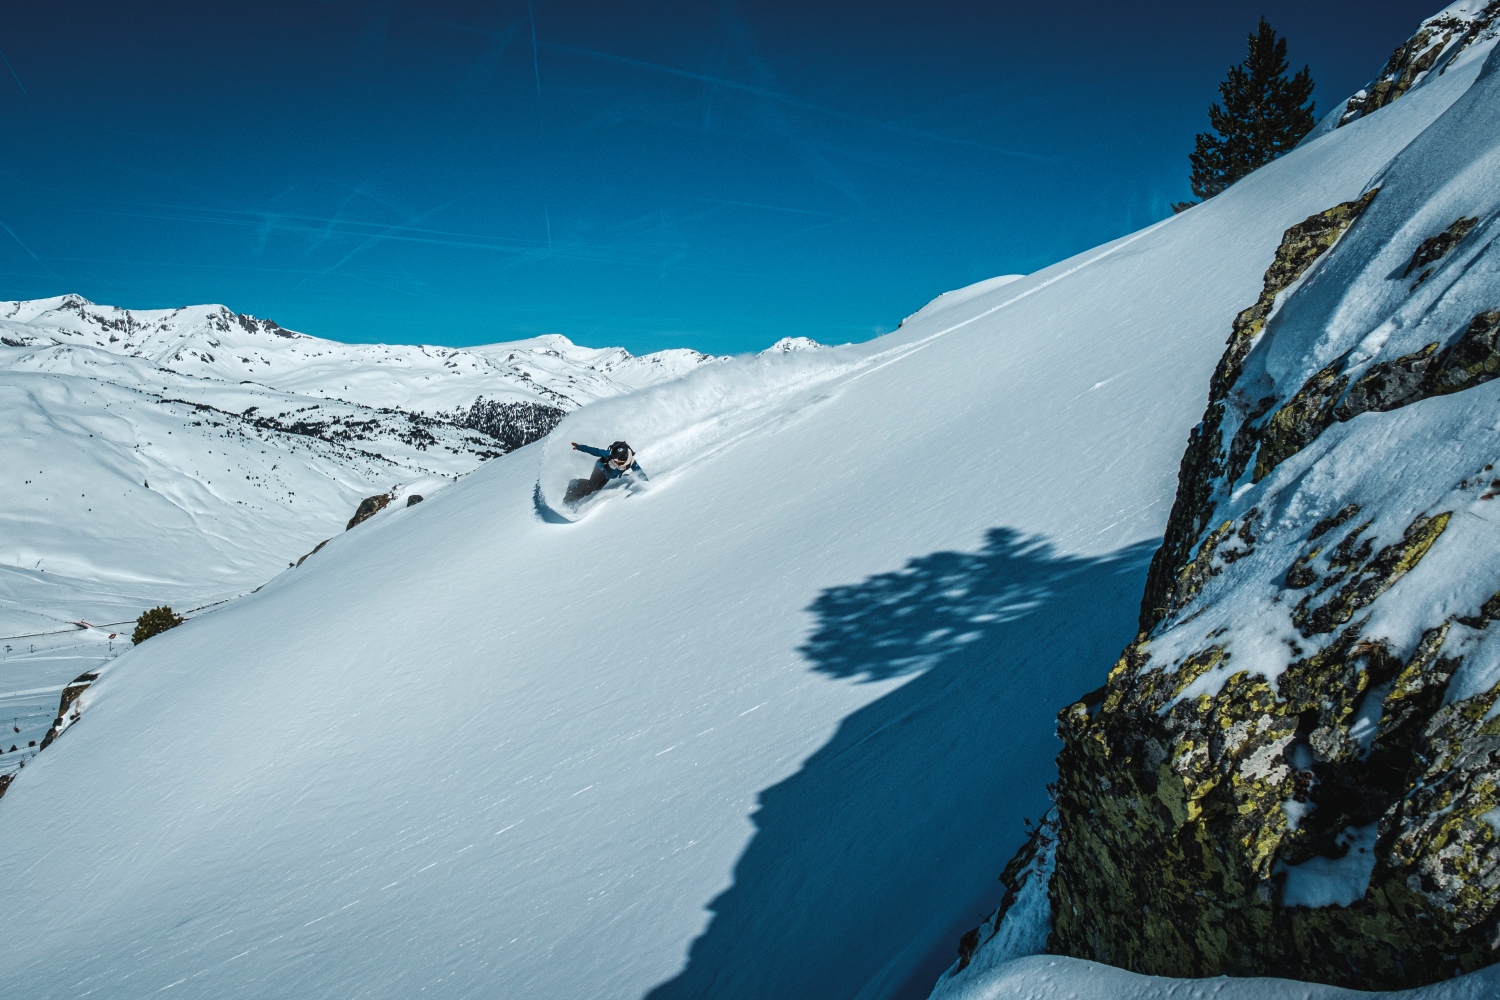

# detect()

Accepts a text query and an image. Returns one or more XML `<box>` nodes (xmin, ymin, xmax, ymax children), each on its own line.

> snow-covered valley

<box><xmin>1</xmin><ymin>298</ymin><xmax>714</xmax><ymax>784</ymax></box>
<box><xmin>5</xmin><ymin>3</ymin><xmax>1500</xmax><ymax>999</ymax></box>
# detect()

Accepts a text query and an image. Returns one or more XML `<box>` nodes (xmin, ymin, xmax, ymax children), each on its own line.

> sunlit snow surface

<box><xmin>0</xmin><ymin>301</ymin><xmax>711</xmax><ymax>780</ymax></box>
<box><xmin>2</xmin><ymin>20</ymin><xmax>1498</xmax><ymax>1000</ymax></box>
<box><xmin>935</xmin><ymin>955</ymin><xmax>1500</xmax><ymax>1000</ymax></box>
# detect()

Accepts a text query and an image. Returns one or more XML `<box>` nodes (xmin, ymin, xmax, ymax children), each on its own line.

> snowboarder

<box><xmin>565</xmin><ymin>440</ymin><xmax>643</xmax><ymax>504</ymax></box>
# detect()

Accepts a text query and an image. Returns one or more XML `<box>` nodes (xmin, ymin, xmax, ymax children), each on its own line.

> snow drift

<box><xmin>538</xmin><ymin>345</ymin><xmax>862</xmax><ymax>512</ymax></box>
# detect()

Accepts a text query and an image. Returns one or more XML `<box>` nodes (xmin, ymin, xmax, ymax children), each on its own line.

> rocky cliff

<box><xmin>1037</xmin><ymin>23</ymin><xmax>1500</xmax><ymax>992</ymax></box>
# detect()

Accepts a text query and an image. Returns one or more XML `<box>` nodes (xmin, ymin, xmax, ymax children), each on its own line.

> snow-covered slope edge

<box><xmin>1330</xmin><ymin>0</ymin><xmax>1499</xmax><ymax>133</ymax></box>
<box><xmin>0</xmin><ymin>299</ymin><xmax>715</xmax><ymax>787</ymax></box>
<box><xmin>939</xmin><ymin>14</ymin><xmax>1500</xmax><ymax>999</ymax></box>
<box><xmin>0</xmin><ymin>13</ymin><xmax>1487</xmax><ymax>1000</ymax></box>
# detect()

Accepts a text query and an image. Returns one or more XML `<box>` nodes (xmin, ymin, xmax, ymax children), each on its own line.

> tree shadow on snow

<box><xmin>644</xmin><ymin>528</ymin><xmax>1157</xmax><ymax>1000</ymax></box>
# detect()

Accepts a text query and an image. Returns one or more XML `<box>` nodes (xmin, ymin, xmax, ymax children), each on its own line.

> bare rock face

<box><xmin>346</xmin><ymin>493</ymin><xmax>392</xmax><ymax>530</ymax></box>
<box><xmin>1036</xmin><ymin>188</ymin><xmax>1500</xmax><ymax>988</ymax></box>
<box><xmin>38</xmin><ymin>672</ymin><xmax>99</xmax><ymax>752</ymax></box>
<box><xmin>0</xmin><ymin>670</ymin><xmax>103</xmax><ymax>800</ymax></box>
<box><xmin>1337</xmin><ymin>2</ymin><xmax>1500</xmax><ymax>127</ymax></box>
<box><xmin>1139</xmin><ymin>191</ymin><xmax>1379</xmax><ymax>636</ymax></box>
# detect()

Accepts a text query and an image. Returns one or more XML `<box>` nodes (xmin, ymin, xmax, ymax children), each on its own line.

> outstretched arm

<box><xmin>572</xmin><ymin>443</ymin><xmax>608</xmax><ymax>458</ymax></box>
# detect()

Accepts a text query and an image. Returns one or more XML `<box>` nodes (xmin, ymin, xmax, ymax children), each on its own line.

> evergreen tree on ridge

<box><xmin>1177</xmin><ymin>19</ymin><xmax>1316</xmax><ymax>210</ymax></box>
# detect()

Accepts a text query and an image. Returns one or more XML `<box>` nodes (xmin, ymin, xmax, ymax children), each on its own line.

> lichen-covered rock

<box><xmin>1043</xmin><ymin>166</ymin><xmax>1500</xmax><ymax>985</ymax></box>
<box><xmin>1253</xmin><ymin>358</ymin><xmax>1349</xmax><ymax>481</ymax></box>
<box><xmin>1406</xmin><ymin>216</ymin><xmax>1478</xmax><ymax>284</ymax></box>
<box><xmin>1248</xmin><ymin>309</ymin><xmax>1500</xmax><ymax>484</ymax></box>
<box><xmin>1333</xmin><ymin>344</ymin><xmax>1437</xmax><ymax>419</ymax></box>
<box><xmin>1141</xmin><ymin>191</ymin><xmax>1377</xmax><ymax>632</ymax></box>
<box><xmin>1337</xmin><ymin>3</ymin><xmax>1500</xmax><ymax>128</ymax></box>
<box><xmin>1289</xmin><ymin>512</ymin><xmax>1450</xmax><ymax>636</ymax></box>
<box><xmin>1428</xmin><ymin>310</ymin><xmax>1500</xmax><ymax>394</ymax></box>
<box><xmin>945</xmin><ymin>25</ymin><xmax>1500</xmax><ymax>990</ymax></box>
<box><xmin>1050</xmin><ymin>501</ymin><xmax>1500</xmax><ymax>986</ymax></box>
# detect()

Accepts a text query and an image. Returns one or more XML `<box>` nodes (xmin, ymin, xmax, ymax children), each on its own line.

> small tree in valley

<box><xmin>133</xmin><ymin>606</ymin><xmax>185</xmax><ymax>645</ymax></box>
<box><xmin>1178</xmin><ymin>19</ymin><xmax>1316</xmax><ymax>209</ymax></box>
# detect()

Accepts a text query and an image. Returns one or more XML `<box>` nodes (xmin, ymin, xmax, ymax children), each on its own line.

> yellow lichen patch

<box><xmin>1255</xmin><ymin>360</ymin><xmax>1351</xmax><ymax>481</ymax></box>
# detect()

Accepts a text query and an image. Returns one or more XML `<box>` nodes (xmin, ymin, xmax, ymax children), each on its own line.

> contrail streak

<box><xmin>0</xmin><ymin>218</ymin><xmax>59</xmax><ymax>277</ymax></box>
<box><xmin>527</xmin><ymin>0</ymin><xmax>542</xmax><ymax>97</ymax></box>
<box><xmin>0</xmin><ymin>46</ymin><xmax>24</xmax><ymax>94</ymax></box>
<box><xmin>296</xmin><ymin>194</ymin><xmax>473</xmax><ymax>289</ymax></box>
<box><xmin>540</xmin><ymin>42</ymin><xmax>1053</xmax><ymax>161</ymax></box>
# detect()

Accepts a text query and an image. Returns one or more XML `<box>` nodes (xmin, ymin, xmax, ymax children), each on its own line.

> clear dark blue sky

<box><xmin>0</xmin><ymin>1</ymin><xmax>1437</xmax><ymax>354</ymax></box>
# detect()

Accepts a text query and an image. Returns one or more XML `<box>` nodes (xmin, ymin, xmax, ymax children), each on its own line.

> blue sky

<box><xmin>0</xmin><ymin>0</ymin><xmax>1437</xmax><ymax>355</ymax></box>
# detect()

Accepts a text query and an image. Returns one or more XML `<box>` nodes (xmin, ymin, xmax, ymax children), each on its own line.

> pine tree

<box><xmin>1178</xmin><ymin>19</ymin><xmax>1316</xmax><ymax>209</ymax></box>
<box><xmin>133</xmin><ymin>605</ymin><xmax>185</xmax><ymax>645</ymax></box>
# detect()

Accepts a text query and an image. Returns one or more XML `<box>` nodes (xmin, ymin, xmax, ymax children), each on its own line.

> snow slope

<box><xmin>0</xmin><ymin>16</ymin><xmax>1495</xmax><ymax>1000</ymax></box>
<box><xmin>934</xmin><ymin>955</ymin><xmax>1499</xmax><ymax>1000</ymax></box>
<box><xmin>0</xmin><ymin>300</ymin><xmax>714</xmax><ymax>783</ymax></box>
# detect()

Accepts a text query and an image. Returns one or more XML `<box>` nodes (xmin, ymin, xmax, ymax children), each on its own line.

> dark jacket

<box><xmin>576</xmin><ymin>444</ymin><xmax>642</xmax><ymax>481</ymax></box>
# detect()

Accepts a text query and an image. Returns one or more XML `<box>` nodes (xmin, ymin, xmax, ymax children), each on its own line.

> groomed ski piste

<box><xmin>4</xmin><ymin>11</ymin><xmax>1500</xmax><ymax>1000</ymax></box>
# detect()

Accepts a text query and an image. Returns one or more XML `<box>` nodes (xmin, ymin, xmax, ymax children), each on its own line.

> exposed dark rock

<box><xmin>1141</xmin><ymin>191</ymin><xmax>1378</xmax><ymax>633</ymax></box>
<box><xmin>1337</xmin><ymin>4</ymin><xmax>1500</xmax><ymax>129</ymax></box>
<box><xmin>1032</xmin><ymin>189</ymin><xmax>1500</xmax><ymax>989</ymax></box>
<box><xmin>407</xmin><ymin>494</ymin><xmax>424</xmax><ymax>507</ymax></box>
<box><xmin>37</xmin><ymin>672</ymin><xmax>99</xmax><ymax>752</ymax></box>
<box><xmin>1405</xmin><ymin>217</ymin><xmax>1478</xmax><ymax>279</ymax></box>
<box><xmin>1253</xmin><ymin>357</ymin><xmax>1350</xmax><ymax>481</ymax></box>
<box><xmin>346</xmin><ymin>494</ymin><xmax>391</xmax><ymax>530</ymax></box>
<box><xmin>1249</xmin><ymin>310</ymin><xmax>1500</xmax><ymax>483</ymax></box>
<box><xmin>1428</xmin><ymin>310</ymin><xmax>1500</xmax><ymax>395</ymax></box>
<box><xmin>1289</xmin><ymin>512</ymin><xmax>1450</xmax><ymax>636</ymax></box>
<box><xmin>295</xmin><ymin>539</ymin><xmax>331</xmax><ymax>567</ymax></box>
<box><xmin>1333</xmin><ymin>344</ymin><xmax>1438</xmax><ymax>419</ymax></box>
<box><xmin>1049</xmin><ymin>543</ymin><xmax>1500</xmax><ymax>987</ymax></box>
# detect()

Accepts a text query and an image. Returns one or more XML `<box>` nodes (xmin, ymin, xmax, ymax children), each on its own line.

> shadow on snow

<box><xmin>645</xmin><ymin>528</ymin><xmax>1156</xmax><ymax>1000</ymax></box>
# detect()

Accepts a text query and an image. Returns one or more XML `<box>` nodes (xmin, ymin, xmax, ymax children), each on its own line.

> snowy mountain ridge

<box><xmin>1</xmin><ymin>292</ymin><xmax>716</xmax><ymax>412</ymax></box>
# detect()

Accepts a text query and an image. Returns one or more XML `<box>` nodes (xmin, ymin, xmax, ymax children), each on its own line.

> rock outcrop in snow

<box><xmin>1034</xmin><ymin>29</ymin><xmax>1500</xmax><ymax>993</ymax></box>
<box><xmin>1335</xmin><ymin>1</ymin><xmax>1500</xmax><ymax>129</ymax></box>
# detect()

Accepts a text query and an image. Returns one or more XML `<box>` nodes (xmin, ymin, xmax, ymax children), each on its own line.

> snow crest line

<box><xmin>540</xmin><ymin>217</ymin><xmax>1177</xmax><ymax>515</ymax></box>
<box><xmin>846</xmin><ymin>215</ymin><xmax>1179</xmax><ymax>386</ymax></box>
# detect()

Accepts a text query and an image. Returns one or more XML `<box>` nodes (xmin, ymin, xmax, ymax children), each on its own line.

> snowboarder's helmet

<box><xmin>609</xmin><ymin>441</ymin><xmax>632</xmax><ymax>462</ymax></box>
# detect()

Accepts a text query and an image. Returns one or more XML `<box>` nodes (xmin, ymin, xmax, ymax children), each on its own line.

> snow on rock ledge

<box><xmin>1033</xmin><ymin>34</ymin><xmax>1500</xmax><ymax>991</ymax></box>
